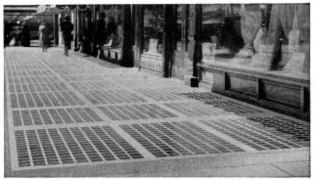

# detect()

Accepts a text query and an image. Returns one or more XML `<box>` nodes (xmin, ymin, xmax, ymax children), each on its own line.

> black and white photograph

<box><xmin>2</xmin><ymin>2</ymin><xmax>311</xmax><ymax>177</ymax></box>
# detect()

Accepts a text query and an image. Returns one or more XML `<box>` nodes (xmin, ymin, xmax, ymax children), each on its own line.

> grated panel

<box><xmin>48</xmin><ymin>129</ymin><xmax>74</xmax><ymax>164</ymax></box>
<box><xmin>37</xmin><ymin>129</ymin><xmax>60</xmax><ymax>165</ymax></box>
<box><xmin>69</xmin><ymin>127</ymin><xmax>103</xmax><ymax>162</ymax></box>
<box><xmin>164</xmin><ymin>102</ymin><xmax>220</xmax><ymax>117</ymax></box>
<box><xmin>81</xmin><ymin>127</ymin><xmax>117</xmax><ymax>160</ymax></box>
<box><xmin>15</xmin><ymin>131</ymin><xmax>31</xmax><ymax>167</ymax></box>
<box><xmin>98</xmin><ymin>104</ymin><xmax>177</xmax><ymax>121</ymax></box>
<box><xmin>30</xmin><ymin>110</ymin><xmax>43</xmax><ymax>125</ymax></box>
<box><xmin>141</xmin><ymin>124</ymin><xmax>192</xmax><ymax>156</ymax></box>
<box><xmin>25</xmin><ymin>130</ymin><xmax>46</xmax><ymax>166</ymax></box>
<box><xmin>59</xmin><ymin>128</ymin><xmax>89</xmax><ymax>163</ymax></box>
<box><xmin>121</xmin><ymin>122</ymin><xmax>246</xmax><ymax>159</ymax></box>
<box><xmin>102</xmin><ymin>126</ymin><xmax>144</xmax><ymax>159</ymax></box>
<box><xmin>13</xmin><ymin>110</ymin><xmax>22</xmax><ymax>126</ymax></box>
<box><xmin>179</xmin><ymin>92</ymin><xmax>222</xmax><ymax>101</ymax></box>
<box><xmin>39</xmin><ymin>109</ymin><xmax>53</xmax><ymax>124</ymax></box>
<box><xmin>132</xmin><ymin>124</ymin><xmax>179</xmax><ymax>156</ymax></box>
<box><xmin>136</xmin><ymin>88</ymin><xmax>183</xmax><ymax>101</ymax></box>
<box><xmin>120</xmin><ymin>124</ymin><xmax>168</xmax><ymax>157</ymax></box>
<box><xmin>200</xmin><ymin>117</ymin><xmax>309</xmax><ymax>151</ymax></box>
<box><xmin>205</xmin><ymin>100</ymin><xmax>263</xmax><ymax>114</ymax></box>
<box><xmin>247</xmin><ymin>116</ymin><xmax>310</xmax><ymax>143</ymax></box>
<box><xmin>21</xmin><ymin>110</ymin><xmax>33</xmax><ymax>125</ymax></box>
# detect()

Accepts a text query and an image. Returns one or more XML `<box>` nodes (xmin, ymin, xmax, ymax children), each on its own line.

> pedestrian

<box><xmin>96</xmin><ymin>13</ymin><xmax>107</xmax><ymax>47</ymax></box>
<box><xmin>61</xmin><ymin>16</ymin><xmax>74</xmax><ymax>56</ymax></box>
<box><xmin>39</xmin><ymin>20</ymin><xmax>50</xmax><ymax>52</ymax></box>
<box><xmin>21</xmin><ymin>21</ymin><xmax>31</xmax><ymax>47</ymax></box>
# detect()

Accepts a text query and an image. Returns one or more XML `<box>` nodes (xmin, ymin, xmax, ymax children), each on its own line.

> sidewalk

<box><xmin>4</xmin><ymin>47</ymin><xmax>310</xmax><ymax>177</ymax></box>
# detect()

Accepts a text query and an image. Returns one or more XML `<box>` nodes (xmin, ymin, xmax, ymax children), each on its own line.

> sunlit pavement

<box><xmin>4</xmin><ymin>47</ymin><xmax>310</xmax><ymax>177</ymax></box>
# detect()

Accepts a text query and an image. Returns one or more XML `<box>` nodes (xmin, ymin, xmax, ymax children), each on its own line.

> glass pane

<box><xmin>143</xmin><ymin>5</ymin><xmax>164</xmax><ymax>54</ymax></box>
<box><xmin>201</xmin><ymin>4</ymin><xmax>242</xmax><ymax>60</ymax></box>
<box><xmin>176</xmin><ymin>5</ymin><xmax>182</xmax><ymax>51</ymax></box>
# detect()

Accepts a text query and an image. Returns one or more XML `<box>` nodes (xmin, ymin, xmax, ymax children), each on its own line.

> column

<box><xmin>133</xmin><ymin>5</ymin><xmax>144</xmax><ymax>68</ymax></box>
<box><xmin>53</xmin><ymin>12</ymin><xmax>59</xmax><ymax>46</ymax></box>
<box><xmin>74</xmin><ymin>5</ymin><xmax>79</xmax><ymax>50</ymax></box>
<box><xmin>121</xmin><ymin>5</ymin><xmax>134</xmax><ymax>67</ymax></box>
<box><xmin>71</xmin><ymin>11</ymin><xmax>75</xmax><ymax>50</ymax></box>
<box><xmin>193</xmin><ymin>4</ymin><xmax>202</xmax><ymax>77</ymax></box>
<box><xmin>181</xmin><ymin>5</ymin><xmax>187</xmax><ymax>53</ymax></box>
<box><xmin>58</xmin><ymin>13</ymin><xmax>63</xmax><ymax>46</ymax></box>
<box><xmin>91</xmin><ymin>5</ymin><xmax>97</xmax><ymax>56</ymax></box>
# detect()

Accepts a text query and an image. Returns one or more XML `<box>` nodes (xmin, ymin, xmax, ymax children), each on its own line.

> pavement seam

<box><xmin>271</xmin><ymin>163</ymin><xmax>295</xmax><ymax>177</ymax></box>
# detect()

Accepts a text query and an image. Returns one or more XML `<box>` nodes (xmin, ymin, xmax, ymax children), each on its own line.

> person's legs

<box><xmin>64</xmin><ymin>45</ymin><xmax>69</xmax><ymax>56</ymax></box>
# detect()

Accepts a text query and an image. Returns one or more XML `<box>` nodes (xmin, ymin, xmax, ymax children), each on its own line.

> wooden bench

<box><xmin>97</xmin><ymin>35</ymin><xmax>123</xmax><ymax>63</ymax></box>
<box><xmin>97</xmin><ymin>45</ymin><xmax>122</xmax><ymax>63</ymax></box>
<box><xmin>197</xmin><ymin>61</ymin><xmax>310</xmax><ymax>120</ymax></box>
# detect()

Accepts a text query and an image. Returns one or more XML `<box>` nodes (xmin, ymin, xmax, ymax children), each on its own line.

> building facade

<box><xmin>46</xmin><ymin>4</ymin><xmax>311</xmax><ymax>120</ymax></box>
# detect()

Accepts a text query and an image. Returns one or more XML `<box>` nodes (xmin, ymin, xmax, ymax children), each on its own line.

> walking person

<box><xmin>61</xmin><ymin>16</ymin><xmax>74</xmax><ymax>56</ymax></box>
<box><xmin>39</xmin><ymin>20</ymin><xmax>49</xmax><ymax>52</ymax></box>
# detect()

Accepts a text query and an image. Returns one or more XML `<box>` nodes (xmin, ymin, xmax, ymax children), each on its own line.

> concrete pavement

<box><xmin>4</xmin><ymin>47</ymin><xmax>310</xmax><ymax>177</ymax></box>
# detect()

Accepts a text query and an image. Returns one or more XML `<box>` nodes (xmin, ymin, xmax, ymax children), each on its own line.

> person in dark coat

<box><xmin>61</xmin><ymin>16</ymin><xmax>74</xmax><ymax>56</ymax></box>
<box><xmin>96</xmin><ymin>13</ymin><xmax>107</xmax><ymax>47</ymax></box>
<box><xmin>82</xmin><ymin>17</ymin><xmax>93</xmax><ymax>55</ymax></box>
<box><xmin>4</xmin><ymin>21</ymin><xmax>11</xmax><ymax>48</ymax></box>
<box><xmin>107</xmin><ymin>17</ymin><xmax>117</xmax><ymax>37</ymax></box>
<box><xmin>21</xmin><ymin>21</ymin><xmax>31</xmax><ymax>47</ymax></box>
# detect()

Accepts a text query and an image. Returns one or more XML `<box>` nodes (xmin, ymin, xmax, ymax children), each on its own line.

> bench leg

<box><xmin>100</xmin><ymin>49</ymin><xmax>105</xmax><ymax>59</ymax></box>
<box><xmin>115</xmin><ymin>52</ymin><xmax>118</xmax><ymax>62</ymax></box>
<box><xmin>108</xmin><ymin>50</ymin><xmax>111</xmax><ymax>60</ymax></box>
<box><xmin>79</xmin><ymin>44</ymin><xmax>83</xmax><ymax>53</ymax></box>
<box><xmin>97</xmin><ymin>49</ymin><xmax>101</xmax><ymax>59</ymax></box>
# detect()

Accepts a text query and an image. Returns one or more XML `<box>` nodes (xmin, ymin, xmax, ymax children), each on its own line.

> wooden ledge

<box><xmin>197</xmin><ymin>61</ymin><xmax>309</xmax><ymax>86</ymax></box>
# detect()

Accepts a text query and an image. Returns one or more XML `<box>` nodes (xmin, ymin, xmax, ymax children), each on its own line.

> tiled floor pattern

<box><xmin>4</xmin><ymin>47</ymin><xmax>309</xmax><ymax>172</ymax></box>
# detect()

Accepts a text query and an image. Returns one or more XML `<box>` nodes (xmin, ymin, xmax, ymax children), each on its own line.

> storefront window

<box><xmin>200</xmin><ymin>4</ymin><xmax>310</xmax><ymax>75</ymax></box>
<box><xmin>176</xmin><ymin>5</ymin><xmax>183</xmax><ymax>51</ymax></box>
<box><xmin>143</xmin><ymin>5</ymin><xmax>164</xmax><ymax>54</ymax></box>
<box><xmin>201</xmin><ymin>4</ymin><xmax>242</xmax><ymax>61</ymax></box>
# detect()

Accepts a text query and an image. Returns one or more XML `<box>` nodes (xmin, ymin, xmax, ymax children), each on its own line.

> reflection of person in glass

<box><xmin>237</xmin><ymin>4</ymin><xmax>263</xmax><ymax>58</ymax></box>
<box><xmin>39</xmin><ymin>20</ymin><xmax>50</xmax><ymax>52</ymax></box>
<box><xmin>266</xmin><ymin>4</ymin><xmax>309</xmax><ymax>71</ymax></box>
<box><xmin>112</xmin><ymin>22</ymin><xmax>124</xmax><ymax>49</ymax></box>
<box><xmin>103</xmin><ymin>33</ymin><xmax>114</xmax><ymax>48</ymax></box>
<box><xmin>82</xmin><ymin>17</ymin><xmax>92</xmax><ymax>54</ymax></box>
<box><xmin>96</xmin><ymin>13</ymin><xmax>107</xmax><ymax>47</ymax></box>
<box><xmin>61</xmin><ymin>16</ymin><xmax>74</xmax><ymax>56</ymax></box>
